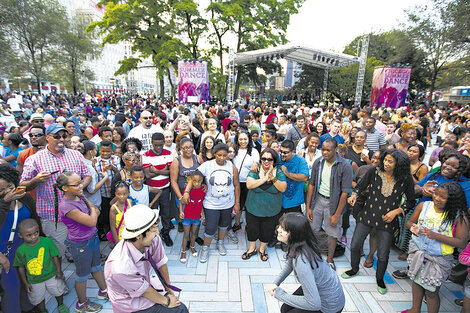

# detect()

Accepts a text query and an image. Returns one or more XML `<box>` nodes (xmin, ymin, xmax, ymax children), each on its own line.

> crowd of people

<box><xmin>1</xmin><ymin>91</ymin><xmax>470</xmax><ymax>313</ymax></box>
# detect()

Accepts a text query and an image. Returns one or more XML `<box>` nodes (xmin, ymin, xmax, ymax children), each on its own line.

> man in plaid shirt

<box><xmin>95</xmin><ymin>140</ymin><xmax>121</xmax><ymax>239</ymax></box>
<box><xmin>20</xmin><ymin>123</ymin><xmax>91</xmax><ymax>259</ymax></box>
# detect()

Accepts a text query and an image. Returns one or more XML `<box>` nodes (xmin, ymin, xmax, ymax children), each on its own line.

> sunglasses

<box><xmin>261</xmin><ymin>157</ymin><xmax>273</xmax><ymax>162</ymax></box>
<box><xmin>32</xmin><ymin>120</ymin><xmax>44</xmax><ymax>123</ymax></box>
<box><xmin>141</xmin><ymin>116</ymin><xmax>152</xmax><ymax>120</ymax></box>
<box><xmin>52</xmin><ymin>133</ymin><xmax>67</xmax><ymax>139</ymax></box>
<box><xmin>280</xmin><ymin>150</ymin><xmax>290</xmax><ymax>155</ymax></box>
<box><xmin>30</xmin><ymin>133</ymin><xmax>44</xmax><ymax>138</ymax></box>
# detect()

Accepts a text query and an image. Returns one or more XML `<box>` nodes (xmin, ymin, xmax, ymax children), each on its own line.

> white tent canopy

<box><xmin>233</xmin><ymin>45</ymin><xmax>359</xmax><ymax>70</ymax></box>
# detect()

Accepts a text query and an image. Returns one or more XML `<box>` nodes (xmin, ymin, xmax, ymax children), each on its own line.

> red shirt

<box><xmin>182</xmin><ymin>186</ymin><xmax>205</xmax><ymax>219</ymax></box>
<box><xmin>142</xmin><ymin>149</ymin><xmax>173</xmax><ymax>188</ymax></box>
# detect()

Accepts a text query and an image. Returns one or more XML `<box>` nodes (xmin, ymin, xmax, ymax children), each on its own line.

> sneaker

<box><xmin>226</xmin><ymin>229</ymin><xmax>238</xmax><ymax>244</ymax></box>
<box><xmin>328</xmin><ymin>261</ymin><xmax>336</xmax><ymax>271</ymax></box>
<box><xmin>340</xmin><ymin>235</ymin><xmax>347</xmax><ymax>244</ymax></box>
<box><xmin>97</xmin><ymin>289</ymin><xmax>109</xmax><ymax>300</ymax></box>
<box><xmin>57</xmin><ymin>304</ymin><xmax>70</xmax><ymax>313</ymax></box>
<box><xmin>199</xmin><ymin>246</ymin><xmax>209</xmax><ymax>263</ymax></box>
<box><xmin>392</xmin><ymin>269</ymin><xmax>408</xmax><ymax>279</ymax></box>
<box><xmin>217</xmin><ymin>240</ymin><xmax>227</xmax><ymax>256</ymax></box>
<box><xmin>161</xmin><ymin>233</ymin><xmax>173</xmax><ymax>247</ymax></box>
<box><xmin>75</xmin><ymin>299</ymin><xmax>102</xmax><ymax>312</ymax></box>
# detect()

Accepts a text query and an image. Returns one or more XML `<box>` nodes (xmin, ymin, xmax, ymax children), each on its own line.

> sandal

<box><xmin>364</xmin><ymin>260</ymin><xmax>374</xmax><ymax>268</ymax></box>
<box><xmin>259</xmin><ymin>250</ymin><xmax>268</xmax><ymax>262</ymax></box>
<box><xmin>180</xmin><ymin>251</ymin><xmax>187</xmax><ymax>263</ymax></box>
<box><xmin>241</xmin><ymin>249</ymin><xmax>257</xmax><ymax>260</ymax></box>
<box><xmin>190</xmin><ymin>246</ymin><xmax>198</xmax><ymax>257</ymax></box>
<box><xmin>232</xmin><ymin>223</ymin><xmax>242</xmax><ymax>232</ymax></box>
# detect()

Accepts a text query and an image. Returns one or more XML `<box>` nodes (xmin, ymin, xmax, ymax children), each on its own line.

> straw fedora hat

<box><xmin>121</xmin><ymin>205</ymin><xmax>159</xmax><ymax>239</ymax></box>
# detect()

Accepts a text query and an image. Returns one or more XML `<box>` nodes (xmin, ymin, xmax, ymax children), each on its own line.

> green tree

<box><xmin>405</xmin><ymin>2</ymin><xmax>467</xmax><ymax>97</ymax></box>
<box><xmin>0</xmin><ymin>0</ymin><xmax>67</xmax><ymax>94</ymax></box>
<box><xmin>55</xmin><ymin>16</ymin><xmax>100</xmax><ymax>94</ymax></box>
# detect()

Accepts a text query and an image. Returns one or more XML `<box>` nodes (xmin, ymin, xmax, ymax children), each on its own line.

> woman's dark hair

<box><xmin>279</xmin><ymin>213</ymin><xmax>323</xmax><ymax>269</ymax></box>
<box><xmin>82</xmin><ymin>140</ymin><xmax>96</xmax><ymax>156</ymax></box>
<box><xmin>304</xmin><ymin>132</ymin><xmax>320</xmax><ymax>149</ymax></box>
<box><xmin>64</xmin><ymin>120</ymin><xmax>75</xmax><ymax>130</ymax></box>
<box><xmin>54</xmin><ymin>171</ymin><xmax>90</xmax><ymax>228</ymax></box>
<box><xmin>0</xmin><ymin>163</ymin><xmax>20</xmax><ymax>187</ymax></box>
<box><xmin>407</xmin><ymin>143</ymin><xmax>425</xmax><ymax>159</ymax></box>
<box><xmin>315</xmin><ymin>121</ymin><xmax>328</xmax><ymax>136</ymax></box>
<box><xmin>212</xmin><ymin>143</ymin><xmax>229</xmax><ymax>155</ymax></box>
<box><xmin>378</xmin><ymin>149</ymin><xmax>411</xmax><ymax>182</ymax></box>
<box><xmin>429</xmin><ymin>149</ymin><xmax>468</xmax><ymax>181</ymax></box>
<box><xmin>121</xmin><ymin>137</ymin><xmax>143</xmax><ymax>154</ymax></box>
<box><xmin>227</xmin><ymin>120</ymin><xmax>238</xmax><ymax>130</ymax></box>
<box><xmin>114</xmin><ymin>181</ymin><xmax>130</xmax><ymax>193</ymax></box>
<box><xmin>234</xmin><ymin>131</ymin><xmax>253</xmax><ymax>156</ymax></box>
<box><xmin>260</xmin><ymin>148</ymin><xmax>279</xmax><ymax>167</ymax></box>
<box><xmin>8</xmin><ymin>133</ymin><xmax>24</xmax><ymax>147</ymax></box>
<box><xmin>200</xmin><ymin>136</ymin><xmax>215</xmax><ymax>159</ymax></box>
<box><xmin>113</xmin><ymin>127</ymin><xmax>126</xmax><ymax>142</ymax></box>
<box><xmin>435</xmin><ymin>182</ymin><xmax>469</xmax><ymax>228</ymax></box>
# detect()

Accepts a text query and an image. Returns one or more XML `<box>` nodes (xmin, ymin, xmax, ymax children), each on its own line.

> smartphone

<box><xmin>50</xmin><ymin>170</ymin><xmax>60</xmax><ymax>175</ymax></box>
<box><xmin>15</xmin><ymin>186</ymin><xmax>26</xmax><ymax>193</ymax></box>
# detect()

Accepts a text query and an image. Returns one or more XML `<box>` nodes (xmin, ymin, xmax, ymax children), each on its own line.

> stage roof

<box><xmin>234</xmin><ymin>45</ymin><xmax>359</xmax><ymax>69</ymax></box>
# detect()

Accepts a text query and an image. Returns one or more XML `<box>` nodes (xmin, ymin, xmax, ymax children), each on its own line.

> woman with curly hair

<box><xmin>199</xmin><ymin>135</ymin><xmax>215</xmax><ymax>162</ymax></box>
<box><xmin>402</xmin><ymin>182</ymin><xmax>469</xmax><ymax>313</ymax></box>
<box><xmin>394</xmin><ymin>123</ymin><xmax>421</xmax><ymax>153</ymax></box>
<box><xmin>342</xmin><ymin>149</ymin><xmax>415</xmax><ymax>295</ymax></box>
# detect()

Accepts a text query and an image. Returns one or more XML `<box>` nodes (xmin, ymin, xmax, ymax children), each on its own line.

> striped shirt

<box><xmin>20</xmin><ymin>147</ymin><xmax>91</xmax><ymax>221</ymax></box>
<box><xmin>365</xmin><ymin>129</ymin><xmax>386</xmax><ymax>152</ymax></box>
<box><xmin>142</xmin><ymin>149</ymin><xmax>173</xmax><ymax>189</ymax></box>
<box><xmin>94</xmin><ymin>155</ymin><xmax>121</xmax><ymax>198</ymax></box>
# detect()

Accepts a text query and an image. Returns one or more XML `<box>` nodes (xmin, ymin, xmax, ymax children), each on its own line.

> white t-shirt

<box><xmin>233</xmin><ymin>148</ymin><xmax>260</xmax><ymax>182</ymax></box>
<box><xmin>200</xmin><ymin>131</ymin><xmax>225</xmax><ymax>144</ymax></box>
<box><xmin>198</xmin><ymin>160</ymin><xmax>234</xmax><ymax>210</ymax></box>
<box><xmin>128</xmin><ymin>124</ymin><xmax>164</xmax><ymax>152</ymax></box>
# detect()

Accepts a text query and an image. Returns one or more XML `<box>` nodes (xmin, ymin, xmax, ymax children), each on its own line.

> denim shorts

<box><xmin>182</xmin><ymin>218</ymin><xmax>201</xmax><ymax>226</ymax></box>
<box><xmin>64</xmin><ymin>234</ymin><xmax>101</xmax><ymax>282</ymax></box>
<box><xmin>203</xmin><ymin>208</ymin><xmax>232</xmax><ymax>237</ymax></box>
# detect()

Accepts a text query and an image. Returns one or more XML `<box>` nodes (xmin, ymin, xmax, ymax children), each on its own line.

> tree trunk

<box><xmin>36</xmin><ymin>78</ymin><xmax>41</xmax><ymax>95</ymax></box>
<box><xmin>159</xmin><ymin>77</ymin><xmax>165</xmax><ymax>100</ymax></box>
<box><xmin>167</xmin><ymin>68</ymin><xmax>175</xmax><ymax>98</ymax></box>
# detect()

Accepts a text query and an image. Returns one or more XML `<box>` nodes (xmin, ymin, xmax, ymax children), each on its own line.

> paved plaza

<box><xmin>45</xmin><ymin>217</ymin><xmax>465</xmax><ymax>313</ymax></box>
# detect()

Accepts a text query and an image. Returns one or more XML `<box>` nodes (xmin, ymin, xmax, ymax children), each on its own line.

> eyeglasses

<box><xmin>181</xmin><ymin>146</ymin><xmax>193</xmax><ymax>150</ymax></box>
<box><xmin>30</xmin><ymin>133</ymin><xmax>44</xmax><ymax>138</ymax></box>
<box><xmin>280</xmin><ymin>150</ymin><xmax>290</xmax><ymax>155</ymax></box>
<box><xmin>67</xmin><ymin>181</ymin><xmax>83</xmax><ymax>187</ymax></box>
<box><xmin>261</xmin><ymin>157</ymin><xmax>273</xmax><ymax>162</ymax></box>
<box><xmin>52</xmin><ymin>133</ymin><xmax>67</xmax><ymax>139</ymax></box>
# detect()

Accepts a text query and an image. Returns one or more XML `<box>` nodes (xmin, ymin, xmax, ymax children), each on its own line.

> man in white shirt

<box><xmin>128</xmin><ymin>110</ymin><xmax>163</xmax><ymax>152</ymax></box>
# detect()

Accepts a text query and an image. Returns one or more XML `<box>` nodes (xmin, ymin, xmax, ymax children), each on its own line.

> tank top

<box><xmin>129</xmin><ymin>184</ymin><xmax>150</xmax><ymax>207</ymax></box>
<box><xmin>113</xmin><ymin>199</ymin><xmax>133</xmax><ymax>241</ymax></box>
<box><xmin>412</xmin><ymin>201</ymin><xmax>454</xmax><ymax>255</ymax></box>
<box><xmin>177</xmin><ymin>154</ymin><xmax>200</xmax><ymax>192</ymax></box>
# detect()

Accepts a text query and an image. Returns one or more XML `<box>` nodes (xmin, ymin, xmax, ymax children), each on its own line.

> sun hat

<box><xmin>30</xmin><ymin>113</ymin><xmax>44</xmax><ymax>121</ymax></box>
<box><xmin>121</xmin><ymin>205</ymin><xmax>160</xmax><ymax>239</ymax></box>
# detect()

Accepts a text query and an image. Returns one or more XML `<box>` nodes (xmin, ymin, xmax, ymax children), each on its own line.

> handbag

<box><xmin>106</xmin><ymin>201</ymin><xmax>128</xmax><ymax>243</ymax></box>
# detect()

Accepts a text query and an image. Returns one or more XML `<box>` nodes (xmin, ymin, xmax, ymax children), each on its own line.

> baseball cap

<box><xmin>45</xmin><ymin>123</ymin><xmax>66</xmax><ymax>135</ymax></box>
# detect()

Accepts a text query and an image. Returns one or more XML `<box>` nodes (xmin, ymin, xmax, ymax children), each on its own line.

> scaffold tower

<box><xmin>354</xmin><ymin>35</ymin><xmax>370</xmax><ymax>106</ymax></box>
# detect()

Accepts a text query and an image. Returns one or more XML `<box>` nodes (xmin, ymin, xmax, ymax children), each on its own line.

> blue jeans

<box><xmin>350</xmin><ymin>222</ymin><xmax>393</xmax><ymax>280</ymax></box>
<box><xmin>203</xmin><ymin>208</ymin><xmax>232</xmax><ymax>237</ymax></box>
<box><xmin>64</xmin><ymin>234</ymin><xmax>101</xmax><ymax>282</ymax></box>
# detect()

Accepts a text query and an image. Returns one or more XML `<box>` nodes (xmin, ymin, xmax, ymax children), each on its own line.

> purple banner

<box><xmin>178</xmin><ymin>61</ymin><xmax>210</xmax><ymax>104</ymax></box>
<box><xmin>370</xmin><ymin>66</ymin><xmax>411</xmax><ymax>108</ymax></box>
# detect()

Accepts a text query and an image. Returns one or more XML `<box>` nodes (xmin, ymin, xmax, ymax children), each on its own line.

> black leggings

<box><xmin>280</xmin><ymin>286</ymin><xmax>343</xmax><ymax>313</ymax></box>
<box><xmin>245</xmin><ymin>211</ymin><xmax>278</xmax><ymax>243</ymax></box>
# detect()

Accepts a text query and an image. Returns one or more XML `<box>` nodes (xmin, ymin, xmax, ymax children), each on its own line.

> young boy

<box><xmin>128</xmin><ymin>165</ymin><xmax>162</xmax><ymax>207</ymax></box>
<box><xmin>95</xmin><ymin>139</ymin><xmax>121</xmax><ymax>239</ymax></box>
<box><xmin>179</xmin><ymin>170</ymin><xmax>206</xmax><ymax>263</ymax></box>
<box><xmin>13</xmin><ymin>219</ymin><xmax>69</xmax><ymax>313</ymax></box>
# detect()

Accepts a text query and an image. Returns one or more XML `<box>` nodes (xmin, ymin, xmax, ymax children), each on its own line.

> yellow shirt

<box><xmin>422</xmin><ymin>202</ymin><xmax>454</xmax><ymax>255</ymax></box>
<box><xmin>113</xmin><ymin>199</ymin><xmax>133</xmax><ymax>241</ymax></box>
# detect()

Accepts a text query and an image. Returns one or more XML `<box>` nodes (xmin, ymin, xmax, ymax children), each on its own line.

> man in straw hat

<box><xmin>104</xmin><ymin>205</ymin><xmax>188</xmax><ymax>313</ymax></box>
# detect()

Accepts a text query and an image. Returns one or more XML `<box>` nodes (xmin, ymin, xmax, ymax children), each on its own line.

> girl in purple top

<box><xmin>55</xmin><ymin>171</ymin><xmax>108</xmax><ymax>313</ymax></box>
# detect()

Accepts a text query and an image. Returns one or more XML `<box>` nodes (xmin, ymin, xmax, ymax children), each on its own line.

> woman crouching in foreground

<box><xmin>268</xmin><ymin>213</ymin><xmax>345</xmax><ymax>313</ymax></box>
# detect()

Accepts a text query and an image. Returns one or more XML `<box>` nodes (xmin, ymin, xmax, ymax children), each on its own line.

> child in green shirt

<box><xmin>13</xmin><ymin>219</ymin><xmax>68</xmax><ymax>313</ymax></box>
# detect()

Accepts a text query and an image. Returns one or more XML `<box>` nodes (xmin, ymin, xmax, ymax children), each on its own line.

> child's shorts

<box><xmin>64</xmin><ymin>233</ymin><xmax>101</xmax><ymax>282</ymax></box>
<box><xmin>29</xmin><ymin>276</ymin><xmax>65</xmax><ymax>305</ymax></box>
<box><xmin>464</xmin><ymin>276</ymin><xmax>470</xmax><ymax>298</ymax></box>
<box><xmin>182</xmin><ymin>218</ymin><xmax>201</xmax><ymax>226</ymax></box>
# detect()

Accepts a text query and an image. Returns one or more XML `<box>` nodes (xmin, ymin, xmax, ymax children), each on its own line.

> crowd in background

<box><xmin>1</xmin><ymin>90</ymin><xmax>470</xmax><ymax>313</ymax></box>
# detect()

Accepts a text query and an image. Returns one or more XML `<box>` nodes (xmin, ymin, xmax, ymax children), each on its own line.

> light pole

<box><xmin>80</xmin><ymin>71</ymin><xmax>86</xmax><ymax>95</ymax></box>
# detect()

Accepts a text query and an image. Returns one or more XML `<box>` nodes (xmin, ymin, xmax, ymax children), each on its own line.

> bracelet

<box><xmin>162</xmin><ymin>294</ymin><xmax>170</xmax><ymax>307</ymax></box>
<box><xmin>178</xmin><ymin>195</ymin><xmax>184</xmax><ymax>200</ymax></box>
